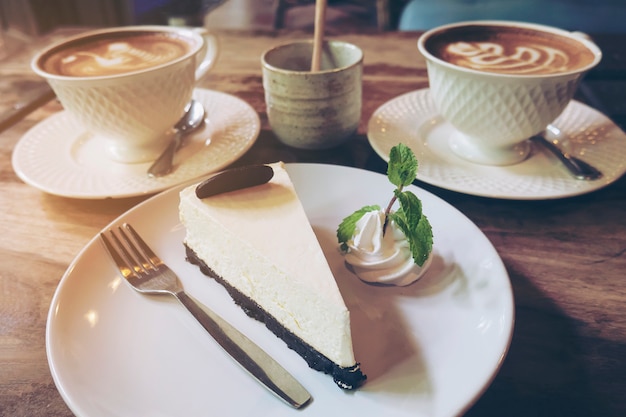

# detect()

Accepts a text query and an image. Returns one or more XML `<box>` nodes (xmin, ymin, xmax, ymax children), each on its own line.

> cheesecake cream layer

<box><xmin>179</xmin><ymin>162</ymin><xmax>356</xmax><ymax>368</ymax></box>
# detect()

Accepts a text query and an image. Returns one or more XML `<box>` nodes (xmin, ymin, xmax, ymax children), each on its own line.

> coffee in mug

<box><xmin>262</xmin><ymin>40</ymin><xmax>363</xmax><ymax>150</ymax></box>
<box><xmin>423</xmin><ymin>24</ymin><xmax>597</xmax><ymax>75</ymax></box>
<box><xmin>40</xmin><ymin>31</ymin><xmax>192</xmax><ymax>77</ymax></box>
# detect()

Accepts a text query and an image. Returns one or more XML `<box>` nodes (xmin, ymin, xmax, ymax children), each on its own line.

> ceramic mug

<box><xmin>32</xmin><ymin>25</ymin><xmax>218</xmax><ymax>163</ymax></box>
<box><xmin>262</xmin><ymin>40</ymin><xmax>363</xmax><ymax>150</ymax></box>
<box><xmin>418</xmin><ymin>20</ymin><xmax>601</xmax><ymax>166</ymax></box>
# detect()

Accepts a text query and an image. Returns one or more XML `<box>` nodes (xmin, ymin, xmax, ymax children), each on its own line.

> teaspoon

<box><xmin>531</xmin><ymin>132</ymin><xmax>603</xmax><ymax>181</ymax></box>
<box><xmin>148</xmin><ymin>100</ymin><xmax>206</xmax><ymax>178</ymax></box>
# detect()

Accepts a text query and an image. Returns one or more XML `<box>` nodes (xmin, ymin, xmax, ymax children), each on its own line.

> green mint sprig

<box><xmin>337</xmin><ymin>143</ymin><xmax>433</xmax><ymax>266</ymax></box>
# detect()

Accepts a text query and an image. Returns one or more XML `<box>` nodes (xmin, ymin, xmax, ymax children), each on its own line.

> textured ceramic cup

<box><xmin>418</xmin><ymin>21</ymin><xmax>601</xmax><ymax>165</ymax></box>
<box><xmin>32</xmin><ymin>25</ymin><xmax>218</xmax><ymax>163</ymax></box>
<box><xmin>262</xmin><ymin>40</ymin><xmax>363</xmax><ymax>150</ymax></box>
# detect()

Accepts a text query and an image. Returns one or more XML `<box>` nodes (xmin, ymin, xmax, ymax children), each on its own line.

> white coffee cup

<box><xmin>262</xmin><ymin>40</ymin><xmax>363</xmax><ymax>150</ymax></box>
<box><xmin>32</xmin><ymin>25</ymin><xmax>218</xmax><ymax>163</ymax></box>
<box><xmin>418</xmin><ymin>21</ymin><xmax>601</xmax><ymax>166</ymax></box>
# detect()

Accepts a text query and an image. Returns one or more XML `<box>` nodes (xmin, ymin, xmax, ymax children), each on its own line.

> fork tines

<box><xmin>101</xmin><ymin>223</ymin><xmax>157</xmax><ymax>280</ymax></box>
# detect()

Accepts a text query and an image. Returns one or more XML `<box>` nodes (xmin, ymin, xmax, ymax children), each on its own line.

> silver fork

<box><xmin>100</xmin><ymin>223</ymin><xmax>311</xmax><ymax>409</ymax></box>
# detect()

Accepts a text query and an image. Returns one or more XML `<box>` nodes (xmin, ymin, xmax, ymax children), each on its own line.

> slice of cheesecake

<box><xmin>178</xmin><ymin>162</ymin><xmax>366</xmax><ymax>389</ymax></box>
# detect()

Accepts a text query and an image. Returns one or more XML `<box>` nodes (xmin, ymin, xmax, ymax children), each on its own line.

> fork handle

<box><xmin>175</xmin><ymin>291</ymin><xmax>311</xmax><ymax>408</ymax></box>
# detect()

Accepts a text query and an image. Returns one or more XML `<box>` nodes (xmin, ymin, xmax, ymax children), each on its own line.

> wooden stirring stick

<box><xmin>311</xmin><ymin>0</ymin><xmax>327</xmax><ymax>72</ymax></box>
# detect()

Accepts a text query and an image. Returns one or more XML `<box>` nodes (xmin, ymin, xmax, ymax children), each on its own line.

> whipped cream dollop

<box><xmin>343</xmin><ymin>210</ymin><xmax>431</xmax><ymax>287</ymax></box>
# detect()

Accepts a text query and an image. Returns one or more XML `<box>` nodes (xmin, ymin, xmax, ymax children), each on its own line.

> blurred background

<box><xmin>2</xmin><ymin>0</ymin><xmax>623</xmax><ymax>37</ymax></box>
<box><xmin>1</xmin><ymin>0</ymin><xmax>625</xmax><ymax>63</ymax></box>
<box><xmin>0</xmin><ymin>0</ymin><xmax>395</xmax><ymax>36</ymax></box>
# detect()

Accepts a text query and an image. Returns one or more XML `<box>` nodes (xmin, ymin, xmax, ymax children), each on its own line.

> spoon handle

<box><xmin>532</xmin><ymin>135</ymin><xmax>603</xmax><ymax>181</ymax></box>
<box><xmin>147</xmin><ymin>131</ymin><xmax>181</xmax><ymax>178</ymax></box>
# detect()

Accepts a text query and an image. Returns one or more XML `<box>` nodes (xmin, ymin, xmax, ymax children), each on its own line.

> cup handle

<box><xmin>192</xmin><ymin>27</ymin><xmax>219</xmax><ymax>81</ymax></box>
<box><xmin>570</xmin><ymin>31</ymin><xmax>592</xmax><ymax>41</ymax></box>
<box><xmin>569</xmin><ymin>30</ymin><xmax>602</xmax><ymax>58</ymax></box>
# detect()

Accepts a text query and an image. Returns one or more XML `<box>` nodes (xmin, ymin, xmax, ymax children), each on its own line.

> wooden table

<box><xmin>1</xmin><ymin>28</ymin><xmax>625</xmax><ymax>417</ymax></box>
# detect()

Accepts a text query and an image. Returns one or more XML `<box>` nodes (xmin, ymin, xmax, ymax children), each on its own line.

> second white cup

<box><xmin>418</xmin><ymin>20</ymin><xmax>602</xmax><ymax>166</ymax></box>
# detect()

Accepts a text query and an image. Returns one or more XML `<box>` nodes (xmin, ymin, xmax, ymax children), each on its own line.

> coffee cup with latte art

<box><xmin>417</xmin><ymin>20</ymin><xmax>601</xmax><ymax>166</ymax></box>
<box><xmin>32</xmin><ymin>26</ymin><xmax>218</xmax><ymax>163</ymax></box>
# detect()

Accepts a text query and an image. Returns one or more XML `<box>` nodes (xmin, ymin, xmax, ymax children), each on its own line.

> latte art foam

<box><xmin>446</xmin><ymin>41</ymin><xmax>570</xmax><ymax>74</ymax></box>
<box><xmin>42</xmin><ymin>33</ymin><xmax>191</xmax><ymax>77</ymax></box>
<box><xmin>59</xmin><ymin>41</ymin><xmax>183</xmax><ymax>76</ymax></box>
<box><xmin>423</xmin><ymin>24</ymin><xmax>597</xmax><ymax>76</ymax></box>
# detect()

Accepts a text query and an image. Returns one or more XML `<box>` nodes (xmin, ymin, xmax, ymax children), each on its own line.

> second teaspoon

<box><xmin>148</xmin><ymin>99</ymin><xmax>206</xmax><ymax>178</ymax></box>
<box><xmin>531</xmin><ymin>133</ymin><xmax>603</xmax><ymax>181</ymax></box>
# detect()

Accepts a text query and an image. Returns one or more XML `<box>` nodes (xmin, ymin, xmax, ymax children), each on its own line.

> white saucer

<box><xmin>46</xmin><ymin>164</ymin><xmax>513</xmax><ymax>417</ymax></box>
<box><xmin>12</xmin><ymin>88</ymin><xmax>260</xmax><ymax>199</ymax></box>
<box><xmin>367</xmin><ymin>88</ymin><xmax>626</xmax><ymax>199</ymax></box>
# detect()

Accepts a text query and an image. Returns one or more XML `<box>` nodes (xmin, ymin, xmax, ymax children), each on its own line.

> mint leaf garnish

<box><xmin>390</xmin><ymin>190</ymin><xmax>433</xmax><ymax>266</ymax></box>
<box><xmin>388</xmin><ymin>143</ymin><xmax>418</xmax><ymax>188</ymax></box>
<box><xmin>337</xmin><ymin>143</ymin><xmax>433</xmax><ymax>266</ymax></box>
<box><xmin>337</xmin><ymin>205</ymin><xmax>380</xmax><ymax>252</ymax></box>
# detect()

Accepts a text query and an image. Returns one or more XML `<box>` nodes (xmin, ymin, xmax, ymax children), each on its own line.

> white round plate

<box><xmin>12</xmin><ymin>88</ymin><xmax>259</xmax><ymax>199</ymax></box>
<box><xmin>368</xmin><ymin>88</ymin><xmax>626</xmax><ymax>199</ymax></box>
<box><xmin>47</xmin><ymin>163</ymin><xmax>514</xmax><ymax>417</ymax></box>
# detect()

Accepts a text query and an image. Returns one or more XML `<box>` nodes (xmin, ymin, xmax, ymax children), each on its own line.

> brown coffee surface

<box><xmin>424</xmin><ymin>25</ymin><xmax>596</xmax><ymax>75</ymax></box>
<box><xmin>41</xmin><ymin>32</ymin><xmax>191</xmax><ymax>77</ymax></box>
